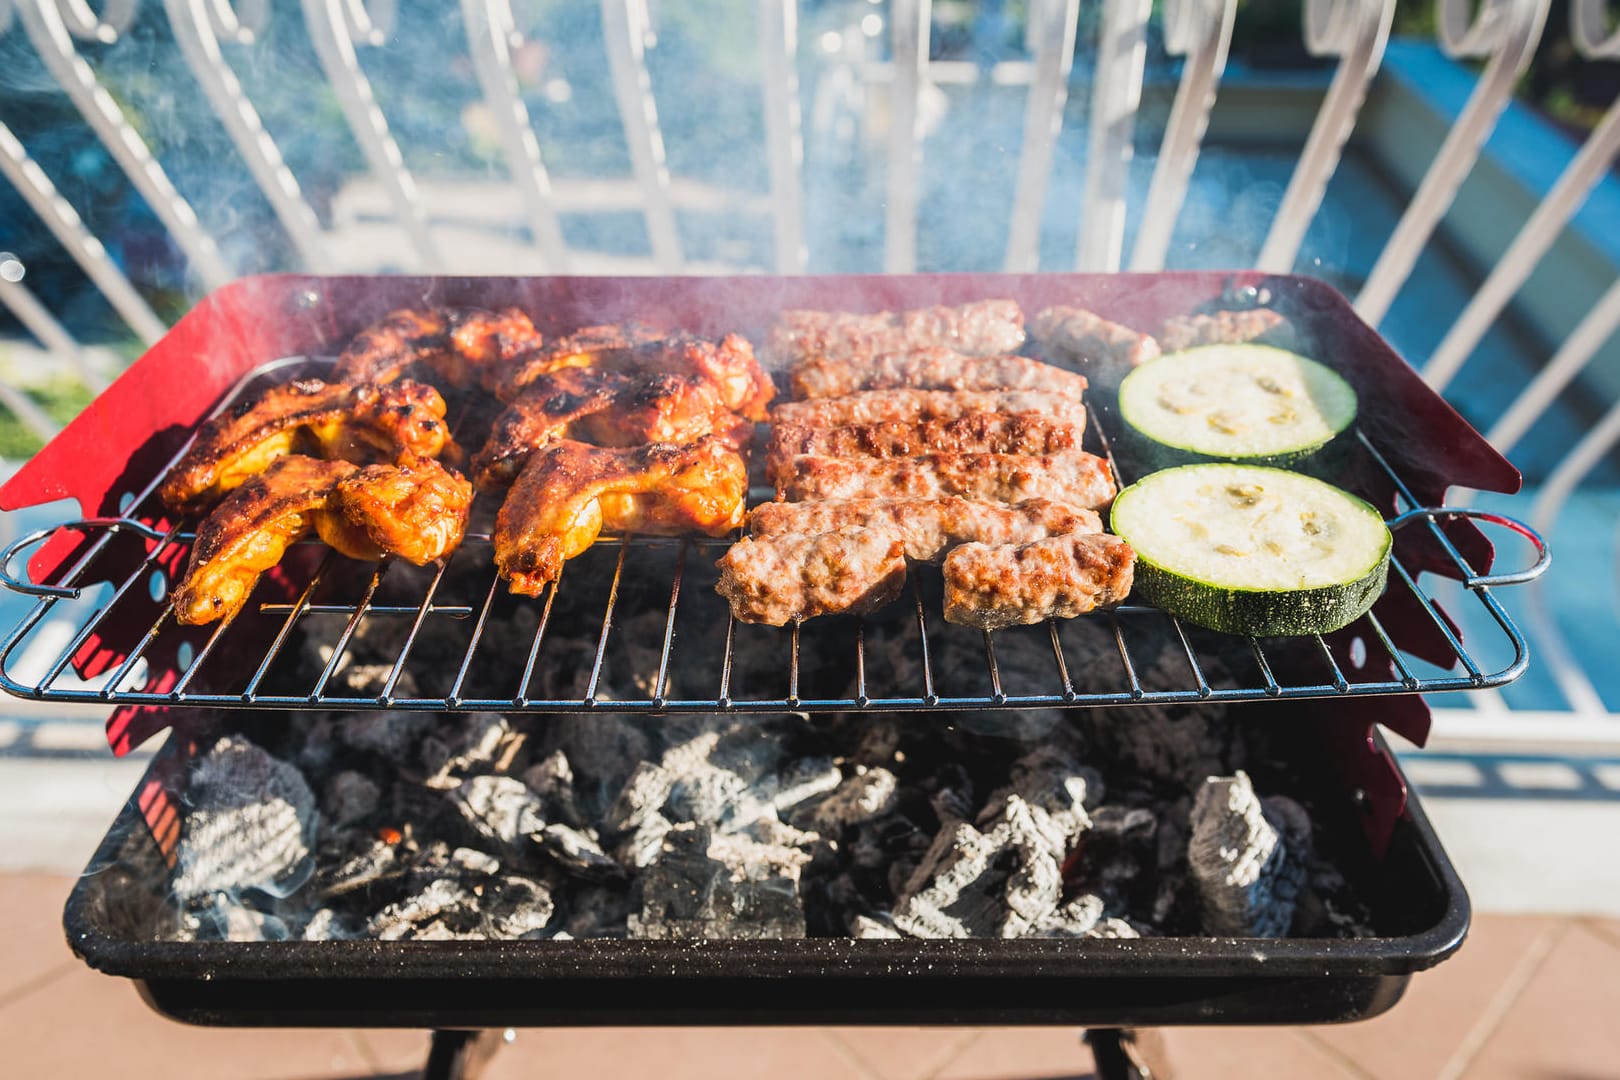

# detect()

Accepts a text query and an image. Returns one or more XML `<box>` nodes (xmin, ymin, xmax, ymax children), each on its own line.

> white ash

<box><xmin>451</xmin><ymin>775</ymin><xmax>546</xmax><ymax>847</ymax></box>
<box><xmin>851</xmin><ymin>914</ymin><xmax>903</xmax><ymax>939</ymax></box>
<box><xmin>810</xmin><ymin>768</ymin><xmax>899</xmax><ymax>831</ymax></box>
<box><xmin>421</xmin><ymin>713</ymin><xmax>517</xmax><ymax>789</ymax></box>
<box><xmin>301</xmin><ymin>907</ymin><xmax>359</xmax><ymax>941</ymax></box>
<box><xmin>537</xmin><ymin>823</ymin><xmax>623</xmax><ymax>881</ymax></box>
<box><xmin>628</xmin><ymin>823</ymin><xmax>810</xmax><ymax>940</ymax></box>
<box><xmin>1188</xmin><ymin>772</ymin><xmax>1309</xmax><ymax>937</ymax></box>
<box><xmin>323</xmin><ymin>770</ymin><xmax>380</xmax><ymax>828</ymax></box>
<box><xmin>451</xmin><ymin>847</ymin><xmax>501</xmax><ymax>876</ymax></box>
<box><xmin>171</xmin><ymin>736</ymin><xmax>318</xmax><ymax>903</ymax></box>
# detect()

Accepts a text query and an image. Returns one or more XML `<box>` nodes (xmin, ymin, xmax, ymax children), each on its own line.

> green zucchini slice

<box><xmin>1110</xmin><ymin>464</ymin><xmax>1391</xmax><ymax>636</ymax></box>
<box><xmin>1117</xmin><ymin>344</ymin><xmax>1357</xmax><ymax>467</ymax></box>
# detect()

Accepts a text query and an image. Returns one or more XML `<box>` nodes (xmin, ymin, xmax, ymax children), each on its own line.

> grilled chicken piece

<box><xmin>715</xmin><ymin>527</ymin><xmax>908</xmax><ymax>625</ymax></box>
<box><xmin>765</xmin><ymin>412</ymin><xmax>1081</xmax><ymax>488</ymax></box>
<box><xmin>748</xmin><ymin>497</ymin><xmax>1100</xmax><ymax>563</ymax></box>
<box><xmin>334</xmin><ymin>307</ymin><xmax>544</xmax><ymax>390</ymax></box>
<box><xmin>494</xmin><ymin>437</ymin><xmax>748</xmax><ymax>596</ymax></box>
<box><xmin>1158</xmin><ymin>309</ymin><xmax>1301</xmax><ymax>353</ymax></box>
<box><xmin>1030</xmin><ymin>306</ymin><xmax>1161</xmax><ymax>383</ymax></box>
<box><xmin>473</xmin><ymin>367</ymin><xmax>753</xmax><ymax>490</ymax></box>
<box><xmin>771</xmin><ymin>389</ymin><xmax>1088</xmax><ymax>429</ymax></box>
<box><xmin>485</xmin><ymin>322</ymin><xmax>665</xmax><ymax>400</ymax></box>
<box><xmin>172</xmin><ymin>456</ymin><xmax>359</xmax><ymax>625</ymax></box>
<box><xmin>323</xmin><ymin>454</ymin><xmax>473</xmax><ymax>565</ymax></box>
<box><xmin>789</xmin><ymin>348</ymin><xmax>1087</xmax><ymax>400</ymax></box>
<box><xmin>492</xmin><ymin>331</ymin><xmax>775</xmax><ymax>420</ymax></box>
<box><xmin>160</xmin><ymin>379</ymin><xmax>454</xmax><ymax>515</ymax></box>
<box><xmin>942</xmin><ymin>533</ymin><xmax>1136</xmax><ymax>630</ymax></box>
<box><xmin>778</xmin><ymin>450</ymin><xmax>1117</xmax><ymax>508</ymax></box>
<box><xmin>766</xmin><ymin>300</ymin><xmax>1026</xmax><ymax>365</ymax></box>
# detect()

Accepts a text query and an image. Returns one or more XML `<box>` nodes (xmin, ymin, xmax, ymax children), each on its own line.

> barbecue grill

<box><xmin>3</xmin><ymin>271</ymin><xmax>1549</xmax><ymax>1080</ymax></box>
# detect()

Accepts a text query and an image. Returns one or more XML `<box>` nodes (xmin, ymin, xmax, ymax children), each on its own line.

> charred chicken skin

<box><xmin>160</xmin><ymin>378</ymin><xmax>455</xmax><ymax>516</ymax></box>
<box><xmin>494</xmin><ymin>436</ymin><xmax>748</xmax><ymax>596</ymax></box>
<box><xmin>172</xmin><ymin>456</ymin><xmax>359</xmax><ymax>625</ymax></box>
<box><xmin>484</xmin><ymin>322</ymin><xmax>667</xmax><ymax>401</ymax></box>
<box><xmin>788</xmin><ymin>348</ymin><xmax>1088</xmax><ymax>400</ymax></box>
<box><xmin>333</xmin><ymin>306</ymin><xmax>544</xmax><ymax>391</ymax></box>
<box><xmin>764</xmin><ymin>412</ymin><xmax>1082</xmax><ymax>488</ymax></box>
<box><xmin>323</xmin><ymin>454</ymin><xmax>473</xmax><ymax>565</ymax></box>
<box><xmin>472</xmin><ymin>366</ymin><xmax>753</xmax><ymax>490</ymax></box>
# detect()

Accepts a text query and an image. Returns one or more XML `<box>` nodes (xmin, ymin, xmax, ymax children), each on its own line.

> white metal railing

<box><xmin>0</xmin><ymin>0</ymin><xmax>1618</xmax><ymax>733</ymax></box>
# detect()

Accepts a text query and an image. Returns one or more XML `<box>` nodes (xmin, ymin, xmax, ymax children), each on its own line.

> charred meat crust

<box><xmin>942</xmin><ymin>533</ymin><xmax>1136</xmax><ymax>630</ymax></box>
<box><xmin>766</xmin><ymin>300</ymin><xmax>1027</xmax><ymax>365</ymax></box>
<box><xmin>334</xmin><ymin>306</ymin><xmax>544</xmax><ymax>390</ymax></box>
<box><xmin>788</xmin><ymin>348</ymin><xmax>1088</xmax><ymax>400</ymax></box>
<box><xmin>1029</xmin><ymin>306</ymin><xmax>1161</xmax><ymax>377</ymax></box>
<box><xmin>328</xmin><ymin>455</ymin><xmax>473</xmax><ymax>566</ymax></box>
<box><xmin>770</xmin><ymin>389</ymin><xmax>1089</xmax><ymax>430</ymax></box>
<box><xmin>747</xmin><ymin>497</ymin><xmax>1102</xmax><ymax>563</ymax></box>
<box><xmin>765</xmin><ymin>412</ymin><xmax>1082</xmax><ymax>488</ymax></box>
<box><xmin>778</xmin><ymin>449</ymin><xmax>1118</xmax><ymax>508</ymax></box>
<box><xmin>715</xmin><ymin>527</ymin><xmax>908</xmax><ymax>626</ymax></box>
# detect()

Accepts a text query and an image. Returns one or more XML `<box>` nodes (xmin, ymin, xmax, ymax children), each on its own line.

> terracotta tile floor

<box><xmin>7</xmin><ymin>873</ymin><xmax>1619</xmax><ymax>1080</ymax></box>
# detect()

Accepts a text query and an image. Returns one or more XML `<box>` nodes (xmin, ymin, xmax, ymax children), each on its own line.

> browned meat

<box><xmin>493</xmin><ymin>331</ymin><xmax>775</xmax><ymax>420</ymax></box>
<box><xmin>1158</xmin><ymin>309</ymin><xmax>1301</xmax><ymax>353</ymax></box>
<box><xmin>494</xmin><ymin>436</ymin><xmax>748</xmax><ymax>596</ymax></box>
<box><xmin>766</xmin><ymin>300</ymin><xmax>1026</xmax><ymax>364</ymax></box>
<box><xmin>715</xmin><ymin>527</ymin><xmax>907</xmax><ymax>625</ymax></box>
<box><xmin>486</xmin><ymin>322</ymin><xmax>666</xmax><ymax>401</ymax></box>
<box><xmin>765</xmin><ymin>412</ymin><xmax>1081</xmax><ymax>488</ymax></box>
<box><xmin>172</xmin><ymin>456</ymin><xmax>358</xmax><ymax>625</ymax></box>
<box><xmin>160</xmin><ymin>379</ymin><xmax>455</xmax><ymax>515</ymax></box>
<box><xmin>333</xmin><ymin>307</ymin><xmax>544</xmax><ymax>390</ymax></box>
<box><xmin>789</xmin><ymin>348</ymin><xmax>1086</xmax><ymax>400</ymax></box>
<box><xmin>471</xmin><ymin>367</ymin><xmax>751</xmax><ymax>490</ymax></box>
<box><xmin>1030</xmin><ymin>306</ymin><xmax>1161</xmax><ymax>382</ymax></box>
<box><xmin>748</xmin><ymin>497</ymin><xmax>1101</xmax><ymax>562</ymax></box>
<box><xmin>771</xmin><ymin>389</ymin><xmax>1089</xmax><ymax>429</ymax></box>
<box><xmin>942</xmin><ymin>533</ymin><xmax>1136</xmax><ymax>630</ymax></box>
<box><xmin>322</xmin><ymin>454</ymin><xmax>473</xmax><ymax>565</ymax></box>
<box><xmin>777</xmin><ymin>450</ymin><xmax>1117</xmax><ymax>508</ymax></box>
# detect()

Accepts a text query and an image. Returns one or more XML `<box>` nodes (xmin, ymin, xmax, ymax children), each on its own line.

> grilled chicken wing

<box><xmin>747</xmin><ymin>497</ymin><xmax>1100</xmax><ymax>563</ymax></box>
<box><xmin>473</xmin><ymin>367</ymin><xmax>753</xmax><ymax>490</ymax></box>
<box><xmin>493</xmin><ymin>332</ymin><xmax>775</xmax><ymax>419</ymax></box>
<box><xmin>172</xmin><ymin>456</ymin><xmax>359</xmax><ymax>625</ymax></box>
<box><xmin>766</xmin><ymin>300</ymin><xmax>1026</xmax><ymax>365</ymax></box>
<box><xmin>765</xmin><ymin>413</ymin><xmax>1081</xmax><ymax>488</ymax></box>
<box><xmin>323</xmin><ymin>454</ymin><xmax>473</xmax><ymax>565</ymax></box>
<box><xmin>494</xmin><ymin>436</ymin><xmax>748</xmax><ymax>596</ymax></box>
<box><xmin>715</xmin><ymin>526</ymin><xmax>908</xmax><ymax>626</ymax></box>
<box><xmin>778</xmin><ymin>450</ymin><xmax>1117</xmax><ymax>508</ymax></box>
<box><xmin>770</xmin><ymin>389</ymin><xmax>1088</xmax><ymax>429</ymax></box>
<box><xmin>1030</xmin><ymin>306</ymin><xmax>1161</xmax><ymax>382</ymax></box>
<box><xmin>333</xmin><ymin>306</ymin><xmax>544</xmax><ymax>390</ymax></box>
<box><xmin>788</xmin><ymin>348</ymin><xmax>1087</xmax><ymax>400</ymax></box>
<box><xmin>484</xmin><ymin>322</ymin><xmax>666</xmax><ymax>400</ymax></box>
<box><xmin>160</xmin><ymin>379</ymin><xmax>454</xmax><ymax>515</ymax></box>
<box><xmin>942</xmin><ymin>533</ymin><xmax>1136</xmax><ymax>630</ymax></box>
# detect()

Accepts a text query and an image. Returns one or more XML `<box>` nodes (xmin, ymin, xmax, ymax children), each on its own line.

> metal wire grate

<box><xmin>0</xmin><ymin>359</ymin><xmax>1550</xmax><ymax>715</ymax></box>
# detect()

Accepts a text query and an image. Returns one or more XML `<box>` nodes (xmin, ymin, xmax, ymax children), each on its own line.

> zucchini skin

<box><xmin>1128</xmin><ymin>550</ymin><xmax>1389</xmax><ymax>636</ymax></box>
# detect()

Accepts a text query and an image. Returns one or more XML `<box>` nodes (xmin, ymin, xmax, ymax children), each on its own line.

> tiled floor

<box><xmin>6</xmin><ymin>874</ymin><xmax>1619</xmax><ymax>1079</ymax></box>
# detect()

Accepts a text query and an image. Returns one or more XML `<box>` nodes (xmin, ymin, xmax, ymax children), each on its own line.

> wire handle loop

<box><xmin>1386</xmin><ymin>505</ymin><xmax>1551</xmax><ymax>587</ymax></box>
<box><xmin>0</xmin><ymin>517</ymin><xmax>170</xmax><ymax>598</ymax></box>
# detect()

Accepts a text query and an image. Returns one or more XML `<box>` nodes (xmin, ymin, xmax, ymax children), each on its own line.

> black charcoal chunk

<box><xmin>628</xmin><ymin>823</ymin><xmax>808</xmax><ymax>939</ymax></box>
<box><xmin>323</xmin><ymin>770</ymin><xmax>381</xmax><ymax>828</ymax></box>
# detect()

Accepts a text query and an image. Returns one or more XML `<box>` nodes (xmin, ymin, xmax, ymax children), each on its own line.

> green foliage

<box><xmin>0</xmin><ymin>377</ymin><xmax>97</xmax><ymax>461</ymax></box>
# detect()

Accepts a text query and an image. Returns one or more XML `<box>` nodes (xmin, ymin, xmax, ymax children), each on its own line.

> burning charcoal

<box><xmin>1086</xmin><ymin>918</ymin><xmax>1142</xmax><ymax>939</ymax></box>
<box><xmin>565</xmin><ymin>884</ymin><xmax>633</xmax><ymax>938</ymax></box>
<box><xmin>1002</xmin><ymin>841</ymin><xmax>1063</xmax><ymax>937</ymax></box>
<box><xmin>980</xmin><ymin>745</ymin><xmax>1099</xmax><ymax>858</ymax></box>
<box><xmin>809</xmin><ymin>767</ymin><xmax>899</xmax><ymax>832</ymax></box>
<box><xmin>891</xmin><ymin>821</ymin><xmax>1009</xmax><ymax>939</ymax></box>
<box><xmin>323</xmin><ymin>770</ymin><xmax>381</xmax><ymax>828</ymax></box>
<box><xmin>421</xmin><ymin>713</ymin><xmax>519</xmax><ymax>789</ymax></box>
<box><xmin>293</xmin><ymin>715</ymin><xmax>340</xmax><ymax>775</ymax></box>
<box><xmin>538</xmin><ymin>823</ymin><xmax>623</xmax><ymax>881</ymax></box>
<box><xmin>617</xmin><ymin>812</ymin><xmax>674</xmax><ymax>869</ymax></box>
<box><xmin>629</xmin><ymin>823</ymin><xmax>809</xmax><ymax>939</ymax></box>
<box><xmin>481</xmin><ymin>875</ymin><xmax>557</xmax><ymax>938</ymax></box>
<box><xmin>369</xmin><ymin>879</ymin><xmax>482</xmax><ymax>941</ymax></box>
<box><xmin>452</xmin><ymin>847</ymin><xmax>501</xmax><ymax>876</ymax></box>
<box><xmin>172</xmin><ymin>736</ymin><xmax>318</xmax><ymax>903</ymax></box>
<box><xmin>301</xmin><ymin>907</ymin><xmax>360</xmax><ymax>941</ymax></box>
<box><xmin>767</xmin><ymin>756</ymin><xmax>843</xmax><ymax>815</ymax></box>
<box><xmin>450</xmin><ymin>775</ymin><xmax>546</xmax><ymax>847</ymax></box>
<box><xmin>850</xmin><ymin>718</ymin><xmax>903</xmax><ymax>766</ymax></box>
<box><xmin>317</xmin><ymin>835</ymin><xmax>401</xmax><ymax>899</ymax></box>
<box><xmin>1035</xmin><ymin>893</ymin><xmax>1106</xmax><ymax>937</ymax></box>
<box><xmin>339</xmin><ymin>711</ymin><xmax>436</xmax><ymax>764</ymax></box>
<box><xmin>1188</xmin><ymin>772</ymin><xmax>1307</xmax><ymax>937</ymax></box>
<box><xmin>523</xmin><ymin>750</ymin><xmax>588</xmax><ymax>829</ymax></box>
<box><xmin>851</xmin><ymin>914</ymin><xmax>902</xmax><ymax>939</ymax></box>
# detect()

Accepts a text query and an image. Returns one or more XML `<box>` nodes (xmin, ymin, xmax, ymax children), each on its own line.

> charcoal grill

<box><xmin>0</xmin><ymin>272</ymin><xmax>1546</xmax><ymax>1078</ymax></box>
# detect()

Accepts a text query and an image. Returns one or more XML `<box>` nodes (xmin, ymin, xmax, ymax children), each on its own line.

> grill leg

<box><xmin>424</xmin><ymin>1028</ymin><xmax>509</xmax><ymax>1080</ymax></box>
<box><xmin>1085</xmin><ymin>1028</ymin><xmax>1173</xmax><ymax>1080</ymax></box>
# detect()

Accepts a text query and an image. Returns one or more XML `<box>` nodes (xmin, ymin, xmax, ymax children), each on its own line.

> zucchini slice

<box><xmin>1117</xmin><ymin>344</ymin><xmax>1356</xmax><ymax>467</ymax></box>
<box><xmin>1110</xmin><ymin>464</ymin><xmax>1391</xmax><ymax>636</ymax></box>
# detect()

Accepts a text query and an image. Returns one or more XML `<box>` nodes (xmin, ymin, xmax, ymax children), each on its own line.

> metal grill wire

<box><xmin>0</xmin><ymin>359</ymin><xmax>1549</xmax><ymax>714</ymax></box>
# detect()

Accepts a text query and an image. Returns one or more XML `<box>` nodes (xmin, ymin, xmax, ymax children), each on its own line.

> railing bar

<box><xmin>240</xmin><ymin>552</ymin><xmax>339</xmax><ymax>699</ymax></box>
<box><xmin>310</xmin><ymin>562</ymin><xmax>389</xmax><ymax>699</ymax></box>
<box><xmin>517</xmin><ymin>570</ymin><xmax>564</xmax><ymax>705</ymax></box>
<box><xmin>758</xmin><ymin>0</ymin><xmax>805</xmax><ymax>273</ymax></box>
<box><xmin>1004</xmin><ymin>0</ymin><xmax>1081</xmax><ymax>271</ymax></box>
<box><xmin>449</xmin><ymin>574</ymin><xmax>504</xmax><ymax>705</ymax></box>
<box><xmin>1078</xmin><ymin>0</ymin><xmax>1153</xmax><ymax>272</ymax></box>
<box><xmin>583</xmin><ymin>542</ymin><xmax>631</xmax><ymax>704</ymax></box>
<box><xmin>0</xmin><ymin>272</ymin><xmax>106</xmax><ymax>397</ymax></box>
<box><xmin>885</xmin><ymin>0</ymin><xmax>930</xmax><ymax>273</ymax></box>
<box><xmin>599</xmin><ymin>0</ymin><xmax>682</xmax><ymax>270</ymax></box>
<box><xmin>378</xmin><ymin>560</ymin><xmax>450</xmax><ymax>704</ymax></box>
<box><xmin>912</xmin><ymin>575</ymin><xmax>937</xmax><ymax>704</ymax></box>
<box><xmin>651</xmin><ymin>540</ymin><xmax>688</xmax><ymax>704</ymax></box>
<box><xmin>1047</xmin><ymin>620</ymin><xmax>1076</xmax><ymax>702</ymax></box>
<box><xmin>982</xmin><ymin>630</ymin><xmax>1005</xmax><ymax>703</ymax></box>
<box><xmin>1487</xmin><ymin>275</ymin><xmax>1620</xmax><ymax>455</ymax></box>
<box><xmin>1167</xmin><ymin>614</ymin><xmax>1212</xmax><ymax>697</ymax></box>
<box><xmin>1248</xmin><ymin>637</ymin><xmax>1282</xmax><ymax>697</ymax></box>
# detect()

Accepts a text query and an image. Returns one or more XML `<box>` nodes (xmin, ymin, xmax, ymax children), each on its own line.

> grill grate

<box><xmin>0</xmin><ymin>358</ymin><xmax>1549</xmax><ymax>716</ymax></box>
